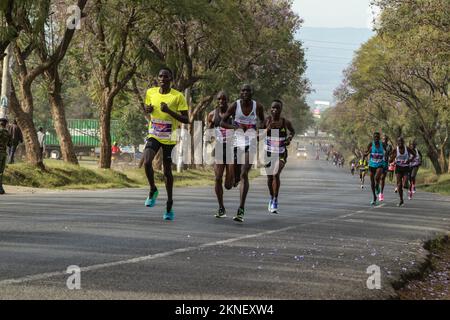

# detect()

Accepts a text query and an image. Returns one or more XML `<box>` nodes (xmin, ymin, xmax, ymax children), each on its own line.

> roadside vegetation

<box><xmin>4</xmin><ymin>160</ymin><xmax>260</xmax><ymax>190</ymax></box>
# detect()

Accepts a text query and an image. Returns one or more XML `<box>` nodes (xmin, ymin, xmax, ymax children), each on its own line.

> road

<box><xmin>0</xmin><ymin>150</ymin><xmax>449</xmax><ymax>299</ymax></box>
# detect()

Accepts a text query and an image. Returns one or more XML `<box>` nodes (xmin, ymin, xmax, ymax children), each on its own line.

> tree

<box><xmin>7</xmin><ymin>0</ymin><xmax>87</xmax><ymax>168</ymax></box>
<box><xmin>83</xmin><ymin>0</ymin><xmax>142</xmax><ymax>169</ymax></box>
<box><xmin>325</xmin><ymin>0</ymin><xmax>449</xmax><ymax>174</ymax></box>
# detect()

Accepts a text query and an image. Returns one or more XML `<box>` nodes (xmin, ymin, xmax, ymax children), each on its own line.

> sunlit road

<box><xmin>1</xmin><ymin>148</ymin><xmax>449</xmax><ymax>299</ymax></box>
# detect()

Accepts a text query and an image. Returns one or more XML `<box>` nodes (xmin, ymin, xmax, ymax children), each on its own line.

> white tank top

<box><xmin>396</xmin><ymin>146</ymin><xmax>409</xmax><ymax>167</ymax></box>
<box><xmin>410</xmin><ymin>148</ymin><xmax>420</xmax><ymax>167</ymax></box>
<box><xmin>234</xmin><ymin>100</ymin><xmax>257</xmax><ymax>148</ymax></box>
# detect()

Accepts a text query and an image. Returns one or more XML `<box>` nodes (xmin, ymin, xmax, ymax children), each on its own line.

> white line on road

<box><xmin>0</xmin><ymin>226</ymin><xmax>295</xmax><ymax>286</ymax></box>
<box><xmin>0</xmin><ymin>206</ymin><xmax>372</xmax><ymax>286</ymax></box>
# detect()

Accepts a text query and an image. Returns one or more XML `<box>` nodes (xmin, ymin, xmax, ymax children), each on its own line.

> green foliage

<box><xmin>114</xmin><ymin>105</ymin><xmax>147</xmax><ymax>148</ymax></box>
<box><xmin>324</xmin><ymin>0</ymin><xmax>449</xmax><ymax>173</ymax></box>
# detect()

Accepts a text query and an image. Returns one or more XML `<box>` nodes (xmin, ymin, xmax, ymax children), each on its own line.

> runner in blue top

<box><xmin>363</xmin><ymin>132</ymin><xmax>386</xmax><ymax>206</ymax></box>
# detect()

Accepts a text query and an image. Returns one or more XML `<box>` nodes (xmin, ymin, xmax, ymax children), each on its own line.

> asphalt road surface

<box><xmin>1</xmin><ymin>150</ymin><xmax>449</xmax><ymax>299</ymax></box>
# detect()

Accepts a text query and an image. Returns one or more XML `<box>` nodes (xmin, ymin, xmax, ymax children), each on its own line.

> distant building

<box><xmin>312</xmin><ymin>100</ymin><xmax>331</xmax><ymax>119</ymax></box>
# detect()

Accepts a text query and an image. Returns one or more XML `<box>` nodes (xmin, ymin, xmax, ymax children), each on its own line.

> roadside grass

<box><xmin>4</xmin><ymin>160</ymin><xmax>138</xmax><ymax>189</ymax></box>
<box><xmin>4</xmin><ymin>160</ymin><xmax>261</xmax><ymax>190</ymax></box>
<box><xmin>415</xmin><ymin>168</ymin><xmax>450</xmax><ymax>196</ymax></box>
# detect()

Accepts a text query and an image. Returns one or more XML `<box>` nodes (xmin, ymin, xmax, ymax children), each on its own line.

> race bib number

<box><xmin>234</xmin><ymin>120</ymin><xmax>256</xmax><ymax>130</ymax></box>
<box><xmin>149</xmin><ymin>119</ymin><xmax>172</xmax><ymax>139</ymax></box>
<box><xmin>265</xmin><ymin>137</ymin><xmax>286</xmax><ymax>153</ymax></box>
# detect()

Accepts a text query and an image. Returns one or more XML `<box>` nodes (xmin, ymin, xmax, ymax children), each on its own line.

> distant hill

<box><xmin>296</xmin><ymin>27</ymin><xmax>374</xmax><ymax>106</ymax></box>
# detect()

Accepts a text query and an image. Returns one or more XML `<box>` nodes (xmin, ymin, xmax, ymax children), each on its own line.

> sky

<box><xmin>292</xmin><ymin>0</ymin><xmax>375</xmax><ymax>29</ymax></box>
<box><xmin>291</xmin><ymin>0</ymin><xmax>376</xmax><ymax>108</ymax></box>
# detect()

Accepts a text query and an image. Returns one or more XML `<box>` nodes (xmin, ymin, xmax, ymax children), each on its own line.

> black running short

<box><xmin>395</xmin><ymin>166</ymin><xmax>411</xmax><ymax>175</ymax></box>
<box><xmin>265</xmin><ymin>150</ymin><xmax>288</xmax><ymax>168</ymax></box>
<box><xmin>145</xmin><ymin>138</ymin><xmax>175</xmax><ymax>163</ymax></box>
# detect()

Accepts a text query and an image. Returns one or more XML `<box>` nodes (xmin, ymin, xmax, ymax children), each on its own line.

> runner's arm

<box><xmin>285</xmin><ymin>119</ymin><xmax>295</xmax><ymax>145</ymax></box>
<box><xmin>160</xmin><ymin>103</ymin><xmax>189</xmax><ymax>124</ymax></box>
<box><xmin>407</xmin><ymin>147</ymin><xmax>416</xmax><ymax>163</ymax></box>
<box><xmin>256</xmin><ymin>103</ymin><xmax>265</xmax><ymax>129</ymax></box>
<box><xmin>389</xmin><ymin>151</ymin><xmax>396</xmax><ymax>164</ymax></box>
<box><xmin>220</xmin><ymin>103</ymin><xmax>238</xmax><ymax>129</ymax></box>
<box><xmin>363</xmin><ymin>143</ymin><xmax>372</xmax><ymax>158</ymax></box>
<box><xmin>207</xmin><ymin>111</ymin><xmax>215</xmax><ymax>129</ymax></box>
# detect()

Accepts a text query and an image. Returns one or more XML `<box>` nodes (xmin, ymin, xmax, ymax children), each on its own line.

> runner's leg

<box><xmin>370</xmin><ymin>168</ymin><xmax>377</xmax><ymax>203</ymax></box>
<box><xmin>143</xmin><ymin>139</ymin><xmax>159</xmax><ymax>195</ymax></box>
<box><xmin>214</xmin><ymin>164</ymin><xmax>226</xmax><ymax>210</ymax></box>
<box><xmin>397</xmin><ymin>172</ymin><xmax>404</xmax><ymax>205</ymax></box>
<box><xmin>273</xmin><ymin>160</ymin><xmax>286</xmax><ymax>200</ymax></box>
<box><xmin>162</xmin><ymin>144</ymin><xmax>175</xmax><ymax>213</ymax></box>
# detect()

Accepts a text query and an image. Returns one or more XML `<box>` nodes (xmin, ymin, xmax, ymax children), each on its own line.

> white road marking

<box><xmin>0</xmin><ymin>206</ymin><xmax>371</xmax><ymax>286</ymax></box>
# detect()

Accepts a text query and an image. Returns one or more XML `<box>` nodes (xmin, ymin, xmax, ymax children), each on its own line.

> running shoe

<box><xmin>268</xmin><ymin>199</ymin><xmax>273</xmax><ymax>212</ymax></box>
<box><xmin>408</xmin><ymin>191</ymin><xmax>413</xmax><ymax>200</ymax></box>
<box><xmin>379</xmin><ymin>193</ymin><xmax>384</xmax><ymax>202</ymax></box>
<box><xmin>394</xmin><ymin>187</ymin><xmax>398</xmax><ymax>193</ymax></box>
<box><xmin>215</xmin><ymin>207</ymin><xmax>226</xmax><ymax>218</ymax></box>
<box><xmin>163</xmin><ymin>209</ymin><xmax>174</xmax><ymax>221</ymax></box>
<box><xmin>0</xmin><ymin>185</ymin><xmax>5</xmax><ymax>195</ymax></box>
<box><xmin>145</xmin><ymin>188</ymin><xmax>159</xmax><ymax>207</ymax></box>
<box><xmin>361</xmin><ymin>185</ymin><xmax>364</xmax><ymax>189</ymax></box>
<box><xmin>270</xmin><ymin>199</ymin><xmax>279</xmax><ymax>214</ymax></box>
<box><xmin>233</xmin><ymin>208</ymin><xmax>245</xmax><ymax>222</ymax></box>
<box><xmin>413</xmin><ymin>185</ymin><xmax>416</xmax><ymax>194</ymax></box>
<box><xmin>370</xmin><ymin>200</ymin><xmax>377</xmax><ymax>206</ymax></box>
<box><xmin>397</xmin><ymin>201</ymin><xmax>404</xmax><ymax>207</ymax></box>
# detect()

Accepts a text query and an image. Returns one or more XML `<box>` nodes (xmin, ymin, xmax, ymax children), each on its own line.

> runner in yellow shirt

<box><xmin>143</xmin><ymin>68</ymin><xmax>189</xmax><ymax>221</ymax></box>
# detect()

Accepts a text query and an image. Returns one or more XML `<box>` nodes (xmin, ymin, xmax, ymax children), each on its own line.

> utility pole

<box><xmin>0</xmin><ymin>44</ymin><xmax>12</xmax><ymax>119</ymax></box>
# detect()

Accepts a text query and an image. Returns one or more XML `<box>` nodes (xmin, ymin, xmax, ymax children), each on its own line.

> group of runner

<box><xmin>143</xmin><ymin>68</ymin><xmax>294</xmax><ymax>222</ymax></box>
<box><xmin>358</xmin><ymin>133</ymin><xmax>422</xmax><ymax>207</ymax></box>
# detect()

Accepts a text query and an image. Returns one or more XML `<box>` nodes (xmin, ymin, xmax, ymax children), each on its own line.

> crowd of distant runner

<box><xmin>327</xmin><ymin>133</ymin><xmax>422</xmax><ymax>207</ymax></box>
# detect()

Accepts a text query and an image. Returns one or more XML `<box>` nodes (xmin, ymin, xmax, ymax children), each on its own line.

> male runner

<box><xmin>143</xmin><ymin>68</ymin><xmax>189</xmax><ymax>221</ymax></box>
<box><xmin>350</xmin><ymin>160</ymin><xmax>356</xmax><ymax>176</ymax></box>
<box><xmin>357</xmin><ymin>157</ymin><xmax>368</xmax><ymax>189</ymax></box>
<box><xmin>408</xmin><ymin>140</ymin><xmax>422</xmax><ymax>199</ymax></box>
<box><xmin>379</xmin><ymin>134</ymin><xmax>393</xmax><ymax>202</ymax></box>
<box><xmin>220</xmin><ymin>84</ymin><xmax>265</xmax><ymax>222</ymax></box>
<box><xmin>207</xmin><ymin>91</ymin><xmax>235</xmax><ymax>218</ymax></box>
<box><xmin>363</xmin><ymin>132</ymin><xmax>386</xmax><ymax>206</ymax></box>
<box><xmin>263</xmin><ymin>100</ymin><xmax>295</xmax><ymax>214</ymax></box>
<box><xmin>389</xmin><ymin>137</ymin><xmax>416</xmax><ymax>206</ymax></box>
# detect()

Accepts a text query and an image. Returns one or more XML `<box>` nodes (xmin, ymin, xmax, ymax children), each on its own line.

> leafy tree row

<box><xmin>1</xmin><ymin>0</ymin><xmax>311</xmax><ymax>169</ymax></box>
<box><xmin>321</xmin><ymin>0</ymin><xmax>449</xmax><ymax>174</ymax></box>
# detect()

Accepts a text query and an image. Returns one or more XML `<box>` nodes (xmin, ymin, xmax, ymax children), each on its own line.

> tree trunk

<box><xmin>10</xmin><ymin>82</ymin><xmax>44</xmax><ymax>169</ymax></box>
<box><xmin>45</xmin><ymin>67</ymin><xmax>79</xmax><ymax>165</ymax></box>
<box><xmin>422</xmin><ymin>136</ymin><xmax>443</xmax><ymax>175</ymax></box>
<box><xmin>439</xmin><ymin>145</ymin><xmax>448</xmax><ymax>175</ymax></box>
<box><xmin>99</xmin><ymin>92</ymin><xmax>113</xmax><ymax>169</ymax></box>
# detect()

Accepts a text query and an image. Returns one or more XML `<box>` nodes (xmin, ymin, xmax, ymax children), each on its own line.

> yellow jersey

<box><xmin>145</xmin><ymin>87</ymin><xmax>189</xmax><ymax>145</ymax></box>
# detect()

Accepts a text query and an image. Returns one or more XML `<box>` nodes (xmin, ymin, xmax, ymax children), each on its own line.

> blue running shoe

<box><xmin>268</xmin><ymin>199</ymin><xmax>273</xmax><ymax>212</ymax></box>
<box><xmin>145</xmin><ymin>188</ymin><xmax>159</xmax><ymax>207</ymax></box>
<box><xmin>271</xmin><ymin>199</ymin><xmax>279</xmax><ymax>214</ymax></box>
<box><xmin>163</xmin><ymin>209</ymin><xmax>174</xmax><ymax>221</ymax></box>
